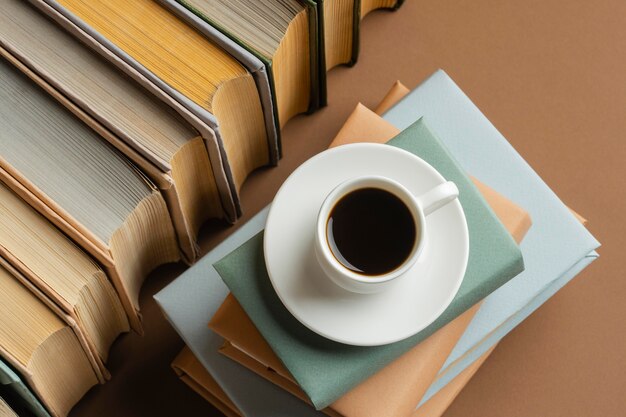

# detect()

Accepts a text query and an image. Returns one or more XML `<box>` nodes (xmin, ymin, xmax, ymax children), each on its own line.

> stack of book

<box><xmin>155</xmin><ymin>71</ymin><xmax>600</xmax><ymax>416</ymax></box>
<box><xmin>0</xmin><ymin>0</ymin><xmax>402</xmax><ymax>416</ymax></box>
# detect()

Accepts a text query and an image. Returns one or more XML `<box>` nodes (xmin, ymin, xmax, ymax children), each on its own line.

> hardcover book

<box><xmin>0</xmin><ymin>181</ymin><xmax>129</xmax><ymax>377</ymax></box>
<box><xmin>0</xmin><ymin>0</ymin><xmax>251</xmax><ymax>260</ymax></box>
<box><xmin>379</xmin><ymin>70</ymin><xmax>600</xmax><ymax>405</ymax></box>
<box><xmin>31</xmin><ymin>0</ymin><xmax>279</xmax><ymax>218</ymax></box>
<box><xmin>213</xmin><ymin>117</ymin><xmax>525</xmax><ymax>408</ymax></box>
<box><xmin>168</xmin><ymin>0</ymin><xmax>323</xmax><ymax>126</ymax></box>
<box><xmin>0</xmin><ymin>57</ymin><xmax>180</xmax><ymax>333</ymax></box>
<box><xmin>205</xmin><ymin>100</ymin><xmax>531</xmax><ymax>417</ymax></box>
<box><xmin>0</xmin><ymin>358</ymin><xmax>50</xmax><ymax>417</ymax></box>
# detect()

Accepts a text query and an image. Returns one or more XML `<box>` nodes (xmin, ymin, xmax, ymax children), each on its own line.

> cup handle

<box><xmin>416</xmin><ymin>181</ymin><xmax>459</xmax><ymax>216</ymax></box>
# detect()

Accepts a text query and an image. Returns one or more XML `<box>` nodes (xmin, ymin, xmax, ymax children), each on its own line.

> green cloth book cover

<box><xmin>214</xmin><ymin>119</ymin><xmax>524</xmax><ymax>409</ymax></box>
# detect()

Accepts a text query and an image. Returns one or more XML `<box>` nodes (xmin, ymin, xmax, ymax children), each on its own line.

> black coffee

<box><xmin>326</xmin><ymin>187</ymin><xmax>417</xmax><ymax>276</ymax></box>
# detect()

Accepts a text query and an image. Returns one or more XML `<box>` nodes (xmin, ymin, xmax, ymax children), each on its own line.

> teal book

<box><xmin>0</xmin><ymin>359</ymin><xmax>50</xmax><ymax>417</ymax></box>
<box><xmin>214</xmin><ymin>119</ymin><xmax>524</xmax><ymax>409</ymax></box>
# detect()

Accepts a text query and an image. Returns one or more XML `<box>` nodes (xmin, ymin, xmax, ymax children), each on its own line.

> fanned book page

<box><xmin>175</xmin><ymin>0</ymin><xmax>315</xmax><ymax>126</ymax></box>
<box><xmin>0</xmin><ymin>264</ymin><xmax>99</xmax><ymax>417</ymax></box>
<box><xmin>0</xmin><ymin>0</ymin><xmax>225</xmax><ymax>258</ymax></box>
<box><xmin>0</xmin><ymin>181</ymin><xmax>130</xmax><ymax>367</ymax></box>
<box><xmin>50</xmin><ymin>0</ymin><xmax>271</xmax><ymax>194</ymax></box>
<box><xmin>0</xmin><ymin>57</ymin><xmax>180</xmax><ymax>332</ymax></box>
<box><xmin>323</xmin><ymin>0</ymin><xmax>356</xmax><ymax>69</ymax></box>
<box><xmin>0</xmin><ymin>359</ymin><xmax>50</xmax><ymax>417</ymax></box>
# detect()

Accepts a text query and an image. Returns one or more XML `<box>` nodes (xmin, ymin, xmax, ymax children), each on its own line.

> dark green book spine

<box><xmin>305</xmin><ymin>0</ymin><xmax>326</xmax><ymax>109</ymax></box>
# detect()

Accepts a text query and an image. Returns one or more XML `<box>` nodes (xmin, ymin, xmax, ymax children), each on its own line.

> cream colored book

<box><xmin>0</xmin><ymin>181</ymin><xmax>130</xmax><ymax>375</ymax></box>
<box><xmin>0</xmin><ymin>261</ymin><xmax>101</xmax><ymax>417</ymax></box>
<box><xmin>0</xmin><ymin>56</ymin><xmax>180</xmax><ymax>333</ymax></box>
<box><xmin>0</xmin><ymin>0</ymin><xmax>236</xmax><ymax>261</ymax></box>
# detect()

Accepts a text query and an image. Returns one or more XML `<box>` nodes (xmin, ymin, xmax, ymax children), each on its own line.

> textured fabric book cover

<box><xmin>156</xmin><ymin>96</ymin><xmax>532</xmax><ymax>417</ymax></box>
<box><xmin>379</xmin><ymin>71</ymin><xmax>600</xmax><ymax>405</ymax></box>
<box><xmin>214</xmin><ymin>118</ymin><xmax>524</xmax><ymax>409</ymax></box>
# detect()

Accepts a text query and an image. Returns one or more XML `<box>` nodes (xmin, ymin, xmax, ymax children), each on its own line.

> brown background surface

<box><xmin>70</xmin><ymin>0</ymin><xmax>626</xmax><ymax>416</ymax></box>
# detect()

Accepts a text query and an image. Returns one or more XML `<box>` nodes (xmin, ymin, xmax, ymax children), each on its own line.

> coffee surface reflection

<box><xmin>326</xmin><ymin>188</ymin><xmax>417</xmax><ymax>276</ymax></box>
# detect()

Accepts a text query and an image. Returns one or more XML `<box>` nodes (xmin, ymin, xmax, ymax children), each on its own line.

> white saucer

<box><xmin>264</xmin><ymin>143</ymin><xmax>469</xmax><ymax>346</ymax></box>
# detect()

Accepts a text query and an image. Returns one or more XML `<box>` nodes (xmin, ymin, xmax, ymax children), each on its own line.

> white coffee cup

<box><xmin>314</xmin><ymin>175</ymin><xmax>459</xmax><ymax>294</ymax></box>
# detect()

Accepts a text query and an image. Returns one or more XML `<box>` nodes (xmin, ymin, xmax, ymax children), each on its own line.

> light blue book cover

<box><xmin>380</xmin><ymin>70</ymin><xmax>599</xmax><ymax>405</ymax></box>
<box><xmin>155</xmin><ymin>208</ymin><xmax>323</xmax><ymax>417</ymax></box>
<box><xmin>0</xmin><ymin>358</ymin><xmax>50</xmax><ymax>417</ymax></box>
<box><xmin>156</xmin><ymin>70</ymin><xmax>599</xmax><ymax>415</ymax></box>
<box><xmin>419</xmin><ymin>252</ymin><xmax>596</xmax><ymax>406</ymax></box>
